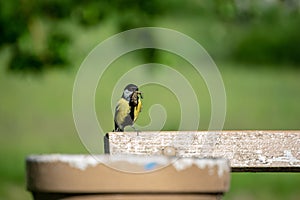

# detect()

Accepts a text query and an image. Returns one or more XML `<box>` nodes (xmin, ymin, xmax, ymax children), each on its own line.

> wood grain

<box><xmin>105</xmin><ymin>130</ymin><xmax>300</xmax><ymax>172</ymax></box>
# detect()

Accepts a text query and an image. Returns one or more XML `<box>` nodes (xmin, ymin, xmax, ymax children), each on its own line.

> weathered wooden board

<box><xmin>105</xmin><ymin>131</ymin><xmax>300</xmax><ymax>172</ymax></box>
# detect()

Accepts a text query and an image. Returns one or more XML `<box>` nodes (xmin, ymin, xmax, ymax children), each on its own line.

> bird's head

<box><xmin>122</xmin><ymin>84</ymin><xmax>139</xmax><ymax>101</ymax></box>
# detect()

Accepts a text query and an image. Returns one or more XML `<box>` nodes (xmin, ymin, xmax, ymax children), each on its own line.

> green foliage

<box><xmin>1</xmin><ymin>0</ymin><xmax>300</xmax><ymax>73</ymax></box>
<box><xmin>0</xmin><ymin>0</ymin><xmax>168</xmax><ymax>73</ymax></box>
<box><xmin>232</xmin><ymin>4</ymin><xmax>300</xmax><ymax>66</ymax></box>
<box><xmin>0</xmin><ymin>0</ymin><xmax>73</xmax><ymax>73</ymax></box>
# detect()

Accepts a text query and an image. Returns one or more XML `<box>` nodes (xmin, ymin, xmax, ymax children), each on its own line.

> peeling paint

<box><xmin>27</xmin><ymin>154</ymin><xmax>102</xmax><ymax>170</ymax></box>
<box><xmin>27</xmin><ymin>154</ymin><xmax>230</xmax><ymax>175</ymax></box>
<box><xmin>272</xmin><ymin>150</ymin><xmax>300</xmax><ymax>165</ymax></box>
<box><xmin>172</xmin><ymin>158</ymin><xmax>230</xmax><ymax>177</ymax></box>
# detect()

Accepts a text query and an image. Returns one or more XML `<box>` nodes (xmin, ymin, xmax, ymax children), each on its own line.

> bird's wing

<box><xmin>115</xmin><ymin>98</ymin><xmax>131</xmax><ymax>126</ymax></box>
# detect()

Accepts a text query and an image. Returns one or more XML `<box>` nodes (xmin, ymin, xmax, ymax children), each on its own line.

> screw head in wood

<box><xmin>162</xmin><ymin>146</ymin><xmax>177</xmax><ymax>157</ymax></box>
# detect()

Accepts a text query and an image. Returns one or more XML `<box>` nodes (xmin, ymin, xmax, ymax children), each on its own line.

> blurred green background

<box><xmin>1</xmin><ymin>0</ymin><xmax>300</xmax><ymax>199</ymax></box>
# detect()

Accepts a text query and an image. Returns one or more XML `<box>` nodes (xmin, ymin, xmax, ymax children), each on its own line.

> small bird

<box><xmin>114</xmin><ymin>84</ymin><xmax>143</xmax><ymax>132</ymax></box>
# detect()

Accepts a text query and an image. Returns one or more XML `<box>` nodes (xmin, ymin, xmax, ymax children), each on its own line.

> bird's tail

<box><xmin>114</xmin><ymin>122</ymin><xmax>123</xmax><ymax>132</ymax></box>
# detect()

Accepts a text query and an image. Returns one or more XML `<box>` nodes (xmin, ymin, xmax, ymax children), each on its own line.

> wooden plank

<box><xmin>105</xmin><ymin>131</ymin><xmax>300</xmax><ymax>172</ymax></box>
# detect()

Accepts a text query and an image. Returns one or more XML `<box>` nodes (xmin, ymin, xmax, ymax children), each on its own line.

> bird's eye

<box><xmin>123</xmin><ymin>89</ymin><xmax>133</xmax><ymax>99</ymax></box>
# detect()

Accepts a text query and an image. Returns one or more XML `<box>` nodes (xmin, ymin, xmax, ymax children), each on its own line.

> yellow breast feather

<box><xmin>134</xmin><ymin>100</ymin><xmax>142</xmax><ymax>122</ymax></box>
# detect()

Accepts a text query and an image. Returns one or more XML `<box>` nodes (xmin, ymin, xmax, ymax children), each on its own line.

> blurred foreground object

<box><xmin>26</xmin><ymin>155</ymin><xmax>230</xmax><ymax>200</ymax></box>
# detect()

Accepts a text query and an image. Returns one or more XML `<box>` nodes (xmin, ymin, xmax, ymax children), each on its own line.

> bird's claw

<box><xmin>131</xmin><ymin>125</ymin><xmax>140</xmax><ymax>136</ymax></box>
